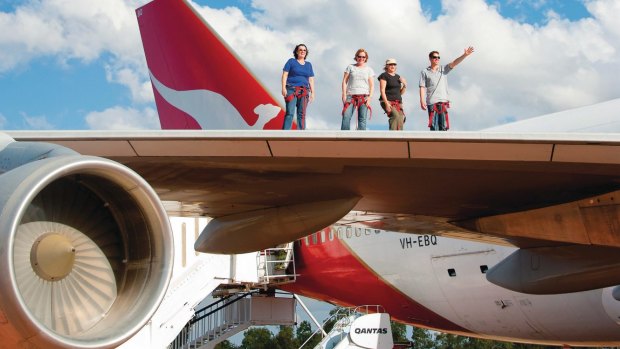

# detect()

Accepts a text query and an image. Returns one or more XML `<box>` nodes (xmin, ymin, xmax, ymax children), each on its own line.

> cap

<box><xmin>385</xmin><ymin>58</ymin><xmax>397</xmax><ymax>65</ymax></box>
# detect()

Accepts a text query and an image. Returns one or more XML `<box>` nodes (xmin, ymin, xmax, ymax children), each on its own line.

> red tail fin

<box><xmin>136</xmin><ymin>0</ymin><xmax>284</xmax><ymax>130</ymax></box>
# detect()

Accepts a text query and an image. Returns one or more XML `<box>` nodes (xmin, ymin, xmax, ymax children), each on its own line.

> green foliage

<box><xmin>391</xmin><ymin>321</ymin><xmax>408</xmax><ymax>343</ymax></box>
<box><xmin>296</xmin><ymin>320</ymin><xmax>321</xmax><ymax>348</ymax></box>
<box><xmin>274</xmin><ymin>325</ymin><xmax>298</xmax><ymax>349</ymax></box>
<box><xmin>410</xmin><ymin>327</ymin><xmax>435</xmax><ymax>349</ymax></box>
<box><xmin>239</xmin><ymin>327</ymin><xmax>274</xmax><ymax>349</ymax></box>
<box><xmin>213</xmin><ymin>340</ymin><xmax>238</xmax><ymax>349</ymax></box>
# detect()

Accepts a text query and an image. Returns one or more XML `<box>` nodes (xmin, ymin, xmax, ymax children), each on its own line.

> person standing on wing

<box><xmin>281</xmin><ymin>44</ymin><xmax>315</xmax><ymax>130</ymax></box>
<box><xmin>378</xmin><ymin>58</ymin><xmax>407</xmax><ymax>131</ymax></box>
<box><xmin>419</xmin><ymin>47</ymin><xmax>474</xmax><ymax>131</ymax></box>
<box><xmin>341</xmin><ymin>48</ymin><xmax>375</xmax><ymax>130</ymax></box>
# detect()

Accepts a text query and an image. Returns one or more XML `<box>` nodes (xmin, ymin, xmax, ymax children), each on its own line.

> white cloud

<box><xmin>21</xmin><ymin>112</ymin><xmax>54</xmax><ymax>130</ymax></box>
<box><xmin>0</xmin><ymin>113</ymin><xmax>6</xmax><ymax>128</ymax></box>
<box><xmin>2</xmin><ymin>0</ymin><xmax>619</xmax><ymax>131</ymax></box>
<box><xmin>85</xmin><ymin>105</ymin><xmax>159</xmax><ymax>129</ymax></box>
<box><xmin>190</xmin><ymin>0</ymin><xmax>620</xmax><ymax>130</ymax></box>
<box><xmin>0</xmin><ymin>0</ymin><xmax>150</xmax><ymax>104</ymax></box>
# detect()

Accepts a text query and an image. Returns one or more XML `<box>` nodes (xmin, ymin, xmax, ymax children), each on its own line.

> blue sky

<box><xmin>0</xmin><ymin>0</ymin><xmax>616</xmax><ymax>132</ymax></box>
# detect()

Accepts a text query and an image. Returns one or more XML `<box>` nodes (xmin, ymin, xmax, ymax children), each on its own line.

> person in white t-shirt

<box><xmin>341</xmin><ymin>48</ymin><xmax>375</xmax><ymax>130</ymax></box>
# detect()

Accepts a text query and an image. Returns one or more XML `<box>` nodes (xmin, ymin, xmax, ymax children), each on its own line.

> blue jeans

<box><xmin>283</xmin><ymin>86</ymin><xmax>309</xmax><ymax>130</ymax></box>
<box><xmin>428</xmin><ymin>103</ymin><xmax>448</xmax><ymax>131</ymax></box>
<box><xmin>341</xmin><ymin>96</ymin><xmax>369</xmax><ymax>130</ymax></box>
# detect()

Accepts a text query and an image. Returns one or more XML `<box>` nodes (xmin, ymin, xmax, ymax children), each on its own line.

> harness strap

<box><xmin>342</xmin><ymin>94</ymin><xmax>372</xmax><ymax>121</ymax></box>
<box><xmin>427</xmin><ymin>101</ymin><xmax>450</xmax><ymax>129</ymax></box>
<box><xmin>285</xmin><ymin>86</ymin><xmax>310</xmax><ymax>129</ymax></box>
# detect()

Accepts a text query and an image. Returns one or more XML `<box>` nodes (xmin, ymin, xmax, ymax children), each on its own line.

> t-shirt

<box><xmin>344</xmin><ymin>64</ymin><xmax>375</xmax><ymax>95</ymax></box>
<box><xmin>378</xmin><ymin>72</ymin><xmax>402</xmax><ymax>102</ymax></box>
<box><xmin>283</xmin><ymin>58</ymin><xmax>314</xmax><ymax>87</ymax></box>
<box><xmin>419</xmin><ymin>64</ymin><xmax>452</xmax><ymax>105</ymax></box>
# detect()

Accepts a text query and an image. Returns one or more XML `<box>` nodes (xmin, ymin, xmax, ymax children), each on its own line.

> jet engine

<box><xmin>0</xmin><ymin>152</ymin><xmax>173</xmax><ymax>348</ymax></box>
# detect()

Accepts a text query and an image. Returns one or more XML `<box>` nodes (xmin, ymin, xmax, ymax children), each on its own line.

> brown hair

<box><xmin>293</xmin><ymin>44</ymin><xmax>309</xmax><ymax>59</ymax></box>
<box><xmin>428</xmin><ymin>50</ymin><xmax>439</xmax><ymax>59</ymax></box>
<box><xmin>354</xmin><ymin>48</ymin><xmax>368</xmax><ymax>61</ymax></box>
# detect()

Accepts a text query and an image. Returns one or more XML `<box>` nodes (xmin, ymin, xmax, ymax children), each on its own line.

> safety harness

<box><xmin>284</xmin><ymin>86</ymin><xmax>310</xmax><ymax>129</ymax></box>
<box><xmin>382</xmin><ymin>100</ymin><xmax>405</xmax><ymax>130</ymax></box>
<box><xmin>342</xmin><ymin>94</ymin><xmax>372</xmax><ymax>119</ymax></box>
<box><xmin>427</xmin><ymin>101</ymin><xmax>450</xmax><ymax>130</ymax></box>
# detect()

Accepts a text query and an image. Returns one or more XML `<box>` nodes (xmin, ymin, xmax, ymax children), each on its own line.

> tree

<box><xmin>213</xmin><ymin>340</ymin><xmax>238</xmax><ymax>349</ymax></box>
<box><xmin>296</xmin><ymin>320</ymin><xmax>322</xmax><ymax>348</ymax></box>
<box><xmin>240</xmin><ymin>327</ymin><xmax>274</xmax><ymax>349</ymax></box>
<box><xmin>274</xmin><ymin>325</ymin><xmax>298</xmax><ymax>349</ymax></box>
<box><xmin>410</xmin><ymin>327</ymin><xmax>435</xmax><ymax>349</ymax></box>
<box><xmin>391</xmin><ymin>321</ymin><xmax>408</xmax><ymax>343</ymax></box>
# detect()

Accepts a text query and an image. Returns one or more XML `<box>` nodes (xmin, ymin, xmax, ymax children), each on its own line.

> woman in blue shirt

<box><xmin>281</xmin><ymin>44</ymin><xmax>315</xmax><ymax>130</ymax></box>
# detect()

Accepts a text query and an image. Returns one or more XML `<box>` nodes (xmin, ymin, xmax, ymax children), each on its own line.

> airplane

<box><xmin>2</xmin><ymin>0</ymin><xmax>620</xmax><ymax>347</ymax></box>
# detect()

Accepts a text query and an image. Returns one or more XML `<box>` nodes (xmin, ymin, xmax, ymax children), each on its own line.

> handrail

<box><xmin>191</xmin><ymin>291</ymin><xmax>255</xmax><ymax>324</ymax></box>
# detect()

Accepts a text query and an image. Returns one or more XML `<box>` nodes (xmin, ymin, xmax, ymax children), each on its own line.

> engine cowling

<box><xmin>0</xmin><ymin>154</ymin><xmax>173</xmax><ymax>348</ymax></box>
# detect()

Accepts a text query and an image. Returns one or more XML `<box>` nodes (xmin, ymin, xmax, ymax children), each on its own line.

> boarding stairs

<box><xmin>167</xmin><ymin>243</ymin><xmax>297</xmax><ymax>349</ymax></box>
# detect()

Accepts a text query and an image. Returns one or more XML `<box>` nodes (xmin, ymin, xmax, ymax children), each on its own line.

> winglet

<box><xmin>136</xmin><ymin>0</ymin><xmax>284</xmax><ymax>130</ymax></box>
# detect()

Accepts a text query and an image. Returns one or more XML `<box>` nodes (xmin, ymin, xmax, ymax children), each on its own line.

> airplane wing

<box><xmin>8</xmin><ymin>130</ymin><xmax>620</xmax><ymax>251</ymax></box>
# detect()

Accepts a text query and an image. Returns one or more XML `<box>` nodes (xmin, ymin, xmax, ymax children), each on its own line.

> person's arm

<box><xmin>341</xmin><ymin>72</ymin><xmax>349</xmax><ymax>104</ymax></box>
<box><xmin>419</xmin><ymin>86</ymin><xmax>427</xmax><ymax>110</ymax></box>
<box><xmin>399</xmin><ymin>76</ymin><xmax>407</xmax><ymax>95</ymax></box>
<box><xmin>448</xmin><ymin>46</ymin><xmax>474</xmax><ymax>69</ymax></box>
<box><xmin>379</xmin><ymin>79</ymin><xmax>391</xmax><ymax>113</ymax></box>
<box><xmin>309</xmin><ymin>76</ymin><xmax>315</xmax><ymax>102</ymax></box>
<box><xmin>281</xmin><ymin>71</ymin><xmax>288</xmax><ymax>97</ymax></box>
<box><xmin>366</xmin><ymin>76</ymin><xmax>374</xmax><ymax>106</ymax></box>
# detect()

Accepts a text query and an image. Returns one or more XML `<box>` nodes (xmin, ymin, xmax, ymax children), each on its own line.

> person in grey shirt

<box><xmin>419</xmin><ymin>47</ymin><xmax>474</xmax><ymax>130</ymax></box>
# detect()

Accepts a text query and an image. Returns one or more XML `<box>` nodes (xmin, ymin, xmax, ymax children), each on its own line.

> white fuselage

<box><xmin>285</xmin><ymin>225</ymin><xmax>620</xmax><ymax>346</ymax></box>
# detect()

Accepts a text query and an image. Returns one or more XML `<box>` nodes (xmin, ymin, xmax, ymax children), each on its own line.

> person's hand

<box><xmin>342</xmin><ymin>95</ymin><xmax>347</xmax><ymax>104</ymax></box>
<box><xmin>420</xmin><ymin>101</ymin><xmax>427</xmax><ymax>110</ymax></box>
<box><xmin>309</xmin><ymin>93</ymin><xmax>315</xmax><ymax>102</ymax></box>
<box><xmin>400</xmin><ymin>77</ymin><xmax>407</xmax><ymax>87</ymax></box>
<box><xmin>282</xmin><ymin>88</ymin><xmax>287</xmax><ymax>97</ymax></box>
<box><xmin>464</xmin><ymin>46</ymin><xmax>474</xmax><ymax>56</ymax></box>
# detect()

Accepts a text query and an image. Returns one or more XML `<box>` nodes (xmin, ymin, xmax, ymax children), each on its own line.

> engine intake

<box><xmin>0</xmin><ymin>155</ymin><xmax>173</xmax><ymax>348</ymax></box>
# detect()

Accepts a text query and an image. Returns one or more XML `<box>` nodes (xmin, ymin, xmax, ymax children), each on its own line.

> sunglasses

<box><xmin>387</xmin><ymin>63</ymin><xmax>397</xmax><ymax>66</ymax></box>
<box><xmin>356</xmin><ymin>55</ymin><xmax>367</xmax><ymax>59</ymax></box>
<box><xmin>431</xmin><ymin>56</ymin><xmax>440</xmax><ymax>59</ymax></box>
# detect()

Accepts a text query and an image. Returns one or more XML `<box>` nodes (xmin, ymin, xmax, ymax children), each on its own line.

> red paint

<box><xmin>137</xmin><ymin>0</ymin><xmax>285</xmax><ymax>129</ymax></box>
<box><xmin>280</xmin><ymin>229</ymin><xmax>468</xmax><ymax>333</ymax></box>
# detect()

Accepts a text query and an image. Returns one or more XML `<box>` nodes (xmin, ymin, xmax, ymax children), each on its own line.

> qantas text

<box><xmin>354</xmin><ymin>328</ymin><xmax>389</xmax><ymax>334</ymax></box>
<box><xmin>399</xmin><ymin>235</ymin><xmax>438</xmax><ymax>249</ymax></box>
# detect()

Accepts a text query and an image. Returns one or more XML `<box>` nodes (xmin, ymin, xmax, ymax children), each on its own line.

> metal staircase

<box><xmin>168</xmin><ymin>292</ymin><xmax>253</xmax><ymax>349</ymax></box>
<box><xmin>168</xmin><ymin>243</ymin><xmax>298</xmax><ymax>349</ymax></box>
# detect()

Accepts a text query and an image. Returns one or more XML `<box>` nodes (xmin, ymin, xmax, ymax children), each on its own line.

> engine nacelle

<box><xmin>0</xmin><ymin>154</ymin><xmax>173</xmax><ymax>348</ymax></box>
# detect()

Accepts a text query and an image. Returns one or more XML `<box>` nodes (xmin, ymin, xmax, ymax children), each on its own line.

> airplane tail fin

<box><xmin>136</xmin><ymin>0</ymin><xmax>284</xmax><ymax>130</ymax></box>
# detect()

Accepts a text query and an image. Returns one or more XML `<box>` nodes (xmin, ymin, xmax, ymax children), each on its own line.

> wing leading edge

<box><xmin>8</xmin><ymin>130</ymin><xmax>620</xmax><ymax>252</ymax></box>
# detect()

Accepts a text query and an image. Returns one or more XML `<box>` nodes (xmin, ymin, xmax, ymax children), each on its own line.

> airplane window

<box><xmin>320</xmin><ymin>230</ymin><xmax>326</xmax><ymax>243</ymax></box>
<box><xmin>375</xmin><ymin>229</ymin><xmax>381</xmax><ymax>234</ymax></box>
<box><xmin>365</xmin><ymin>228</ymin><xmax>371</xmax><ymax>235</ymax></box>
<box><xmin>346</xmin><ymin>227</ymin><xmax>352</xmax><ymax>238</ymax></box>
<box><xmin>304</xmin><ymin>236</ymin><xmax>309</xmax><ymax>246</ymax></box>
<box><xmin>480</xmin><ymin>265</ymin><xmax>488</xmax><ymax>274</ymax></box>
<box><xmin>355</xmin><ymin>227</ymin><xmax>361</xmax><ymax>237</ymax></box>
<box><xmin>328</xmin><ymin>228</ymin><xmax>334</xmax><ymax>241</ymax></box>
<box><xmin>312</xmin><ymin>233</ymin><xmax>318</xmax><ymax>245</ymax></box>
<box><xmin>337</xmin><ymin>227</ymin><xmax>343</xmax><ymax>239</ymax></box>
<box><xmin>448</xmin><ymin>268</ymin><xmax>456</xmax><ymax>277</ymax></box>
